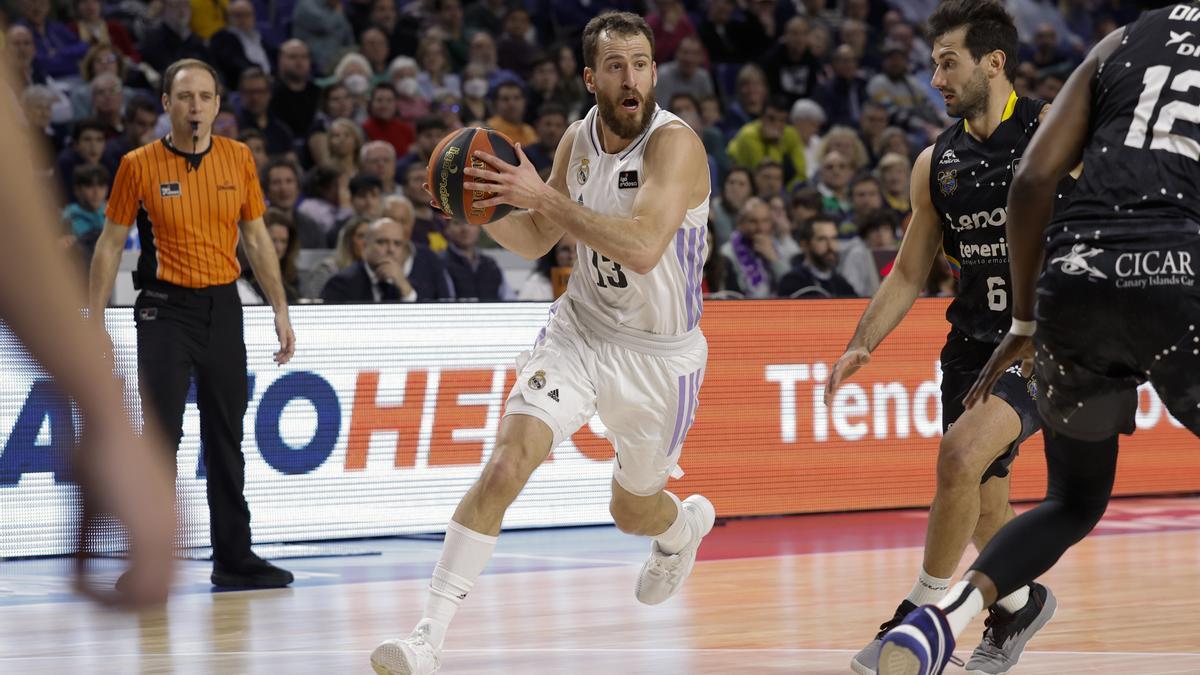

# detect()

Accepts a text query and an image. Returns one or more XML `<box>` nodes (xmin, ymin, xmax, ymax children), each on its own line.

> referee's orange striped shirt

<box><xmin>106</xmin><ymin>135</ymin><xmax>266</xmax><ymax>289</ymax></box>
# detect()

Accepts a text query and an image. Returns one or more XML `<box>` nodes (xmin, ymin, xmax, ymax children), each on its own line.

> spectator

<box><xmin>760</xmin><ymin>16</ymin><xmax>821</xmax><ymax>104</ymax></box>
<box><xmin>709</xmin><ymin>166</ymin><xmax>754</xmax><ymax>247</ymax></box>
<box><xmin>71</xmin><ymin>45</ymin><xmax>131</xmax><ymax>121</ymax></box>
<box><xmin>814</xmin><ymin>149</ymin><xmax>853</xmax><ymax>221</ymax></box>
<box><xmin>441</xmin><ymin>220</ymin><xmax>510</xmax><ymax>300</ymax></box>
<box><xmin>552</xmin><ymin>43</ymin><xmax>587</xmax><ymax>120</ymax></box>
<box><xmin>1023</xmin><ymin>22</ymin><xmax>1077</xmax><ymax>74</ymax></box>
<box><xmin>867</xmin><ymin>40</ymin><xmax>945</xmax><ymax>138</ymax></box>
<box><xmin>291</xmin><ymin>0</ymin><xmax>354</xmax><ymax>73</ymax></box>
<box><xmin>655</xmin><ymin>35</ymin><xmax>715</xmax><ymax>110</ymax></box>
<box><xmin>327</xmin><ymin>117</ymin><xmax>365</xmax><ymax>194</ymax></box>
<box><xmin>516</xmin><ymin>232</ymin><xmax>576</xmax><ymax>301</ymax></box>
<box><xmin>262</xmin><ymin>158</ymin><xmax>326</xmax><ymax>248</ymax></box>
<box><xmin>857</xmin><ymin>100</ymin><xmax>890</xmax><ymax>167</ymax></box>
<box><xmin>840</xmin><ymin>19</ymin><xmax>879</xmax><ymax>73</ymax></box>
<box><xmin>21</xmin><ymin>85</ymin><xmax>63</xmax><ymax>181</ymax></box>
<box><xmin>458</xmin><ymin>63</ymin><xmax>492</xmax><ymax>125</ymax></box>
<box><xmin>668</xmin><ymin>92</ymin><xmax>729</xmax><ymax>178</ymax></box>
<box><xmin>789</xmin><ymin>98</ymin><xmax>826</xmax><ymax>179</ymax></box>
<box><xmin>523</xmin><ymin>103</ymin><xmax>567</xmax><ymax>176</ymax></box>
<box><xmin>754</xmin><ymin>158</ymin><xmax>784</xmax><ymax>200</ymax></box>
<box><xmin>7</xmin><ymin>25</ymin><xmax>48</xmax><ymax>93</ymax></box>
<box><xmin>236</xmin><ymin>68</ymin><xmax>294</xmax><ymax>155</ymax></box>
<box><xmin>360</xmin><ymin>26</ymin><xmax>392</xmax><ymax>77</ymax></box>
<box><xmin>368</xmin><ymin>0</ymin><xmax>420</xmax><ymax>60</ymax></box>
<box><xmin>386</xmin><ymin>55</ymin><xmax>430</xmax><ymax>122</ymax></box>
<box><xmin>360</xmin><ymin>140</ymin><xmax>402</xmax><ymax>197</ymax></box>
<box><xmin>343</xmin><ymin>172</ymin><xmax>385</xmax><ymax>230</ymax></box>
<box><xmin>486</xmin><ymin>80</ymin><xmax>536</xmax><ymax>146</ymax></box>
<box><xmin>646</xmin><ymin>0</ymin><xmax>695</xmax><ymax>63</ymax></box>
<box><xmin>466</xmin><ymin>30</ymin><xmax>521</xmax><ymax>93</ymax></box>
<box><xmin>846</xmin><ymin>173</ymin><xmax>885</xmax><ymax>234</ymax></box>
<box><xmin>876</xmin><ymin>126</ymin><xmax>912</xmax><ymax>163</ymax></box>
<box><xmin>876</xmin><ymin>152</ymin><xmax>911</xmax><ymax>216</ymax></box>
<box><xmin>307</xmin><ymin>82</ymin><xmax>355</xmax><ymax>166</ymax></box>
<box><xmin>86</xmin><ymin>73</ymin><xmax>126</xmax><ymax>139</ymax></box>
<box><xmin>721</xmin><ymin>63</ymin><xmax>770</xmax><ymax>138</ymax></box>
<box><xmin>321</xmin><ymin>212</ymin><xmax>453</xmax><ymax>302</ymax></box>
<box><xmin>1035</xmin><ymin>71</ymin><xmax>1065</xmax><ymax>102</ymax></box>
<box><xmin>189</xmin><ymin>0</ymin><xmax>228</xmax><ymax>41</ymax></box>
<box><xmin>270</xmin><ymin>40</ymin><xmax>321</xmax><ymax>142</ymax></box>
<box><xmin>400</xmin><ymin>162</ymin><xmax>445</xmax><ymax>248</ymax></box>
<box><xmin>68</xmin><ymin>0</ymin><xmax>139</xmax><ymax>63</ymax></box>
<box><xmin>788</xmin><ymin>185</ymin><xmax>822</xmax><ymax>232</ymax></box>
<box><xmin>17</xmin><ymin>0</ymin><xmax>89</xmax><ymax>79</ymax></box>
<box><xmin>362</xmin><ymin>83</ymin><xmax>416</xmax><ymax>156</ymax></box>
<box><xmin>779</xmin><ymin>214</ymin><xmax>858</xmax><ymax>298</ymax></box>
<box><xmin>302</xmin><ymin>215</ymin><xmax>368</xmax><ymax>297</ymax></box>
<box><xmin>699</xmin><ymin>94</ymin><xmax>724</xmax><ymax>133</ymax></box>
<box><xmin>213</xmin><ymin>108</ymin><xmax>240</xmax><ymax>137</ymax></box>
<box><xmin>62</xmin><ymin>163</ymin><xmax>109</xmax><ymax>237</ymax></box>
<box><xmin>239</xmin><ymin>207</ymin><xmax>301</xmax><ymax>303</ymax></box>
<box><xmin>701</xmin><ymin>228</ymin><xmax>734</xmax><ymax>296</ymax></box>
<box><xmin>237</xmin><ymin>128</ymin><xmax>269</xmax><ymax>168</ymax></box>
<box><xmin>496</xmin><ymin>7</ymin><xmax>537</xmax><ymax>78</ymax></box>
<box><xmin>298</xmin><ymin>164</ymin><xmax>349</xmax><ymax>236</ymax></box>
<box><xmin>463</xmin><ymin>0</ymin><xmax>513</xmax><ymax>37</ymax></box>
<box><xmin>814</xmin><ymin>44</ymin><xmax>869</xmax><ymax>129</ymax></box>
<box><xmin>859</xmin><ymin>207</ymin><xmax>900</xmax><ymax>276</ymax></box>
<box><xmin>210</xmin><ymin>0</ymin><xmax>276</xmax><ymax>92</ymax></box>
<box><xmin>139</xmin><ymin>0</ymin><xmax>210</xmax><ymax>75</ymax></box>
<box><xmin>56</xmin><ymin>118</ymin><xmax>110</xmax><ymax>202</ymax></box>
<box><xmin>103</xmin><ymin>95</ymin><xmax>158</xmax><ymax>167</ymax></box>
<box><xmin>727</xmin><ymin>96</ymin><xmax>807</xmax><ymax>189</ymax></box>
<box><xmin>524</xmin><ymin>54</ymin><xmax>564</xmax><ymax>126</ymax></box>
<box><xmin>818</xmin><ymin>125</ymin><xmax>871</xmax><ymax>175</ymax></box>
<box><xmin>719</xmin><ymin>197</ymin><xmax>787</xmax><ymax>299</ymax></box>
<box><xmin>431</xmin><ymin>0</ymin><xmax>468</xmax><ymax>69</ymax></box>
<box><xmin>805</xmin><ymin>21</ymin><xmax>833</xmax><ymax>64</ymax></box>
<box><xmin>416</xmin><ymin>36</ymin><xmax>461</xmax><ymax>102</ymax></box>
<box><xmin>698</xmin><ymin>0</ymin><xmax>764</xmax><ymax>64</ymax></box>
<box><xmin>384</xmin><ymin>191</ymin><xmax>445</xmax><ymax>251</ymax></box>
<box><xmin>769</xmin><ymin>193</ymin><xmax>801</xmax><ymax>264</ymax></box>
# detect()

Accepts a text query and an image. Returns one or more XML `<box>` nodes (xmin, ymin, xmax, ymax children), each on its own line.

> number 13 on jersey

<box><xmin>590</xmin><ymin>249</ymin><xmax>629</xmax><ymax>289</ymax></box>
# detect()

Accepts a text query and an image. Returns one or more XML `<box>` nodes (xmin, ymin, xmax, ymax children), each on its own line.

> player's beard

<box><xmin>946</xmin><ymin>67</ymin><xmax>989</xmax><ymax>120</ymax></box>
<box><xmin>596</xmin><ymin>85</ymin><xmax>656</xmax><ymax>140</ymax></box>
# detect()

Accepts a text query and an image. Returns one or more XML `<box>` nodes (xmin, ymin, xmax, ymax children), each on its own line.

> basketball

<box><xmin>427</xmin><ymin>127</ymin><xmax>518</xmax><ymax>225</ymax></box>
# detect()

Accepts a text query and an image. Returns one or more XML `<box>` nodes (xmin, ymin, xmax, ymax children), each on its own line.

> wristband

<box><xmin>1009</xmin><ymin>318</ymin><xmax>1037</xmax><ymax>337</ymax></box>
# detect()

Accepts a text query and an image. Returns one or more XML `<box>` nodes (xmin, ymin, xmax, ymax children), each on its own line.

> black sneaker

<box><xmin>965</xmin><ymin>583</ymin><xmax>1057</xmax><ymax>674</ymax></box>
<box><xmin>211</xmin><ymin>555</ymin><xmax>294</xmax><ymax>589</ymax></box>
<box><xmin>851</xmin><ymin>599</ymin><xmax>919</xmax><ymax>674</ymax></box>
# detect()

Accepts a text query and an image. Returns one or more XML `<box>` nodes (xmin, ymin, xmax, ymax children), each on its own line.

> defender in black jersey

<box><xmin>827</xmin><ymin>3</ymin><xmax>1058</xmax><ymax>673</ymax></box>
<box><xmin>880</xmin><ymin>4</ymin><xmax>1200</xmax><ymax>675</ymax></box>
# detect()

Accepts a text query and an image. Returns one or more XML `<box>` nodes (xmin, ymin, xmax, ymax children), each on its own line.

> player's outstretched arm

<box><xmin>467</xmin><ymin>123</ymin><xmax>708</xmax><ymax>275</ymax></box>
<box><xmin>825</xmin><ymin>145</ymin><xmax>943</xmax><ymax>405</ymax></box>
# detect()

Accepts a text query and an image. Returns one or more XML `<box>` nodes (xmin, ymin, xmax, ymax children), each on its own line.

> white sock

<box><xmin>995</xmin><ymin>584</ymin><xmax>1030</xmax><ymax>614</ymax></box>
<box><xmin>906</xmin><ymin>568</ymin><xmax>953</xmax><ymax>606</ymax></box>
<box><xmin>421</xmin><ymin>520</ymin><xmax>498</xmax><ymax>649</ymax></box>
<box><xmin>652</xmin><ymin>492</ymin><xmax>692</xmax><ymax>555</ymax></box>
<box><xmin>936</xmin><ymin>581</ymin><xmax>985</xmax><ymax>639</ymax></box>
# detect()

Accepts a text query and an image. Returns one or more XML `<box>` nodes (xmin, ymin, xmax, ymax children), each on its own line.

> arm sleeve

<box><xmin>104</xmin><ymin>154</ymin><xmax>139</xmax><ymax>227</ymax></box>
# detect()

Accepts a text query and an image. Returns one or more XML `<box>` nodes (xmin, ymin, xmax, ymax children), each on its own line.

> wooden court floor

<box><xmin>1</xmin><ymin>497</ymin><xmax>1198</xmax><ymax>674</ymax></box>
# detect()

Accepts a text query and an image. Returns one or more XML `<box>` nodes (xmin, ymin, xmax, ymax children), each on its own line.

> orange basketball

<box><xmin>427</xmin><ymin>127</ymin><xmax>518</xmax><ymax>225</ymax></box>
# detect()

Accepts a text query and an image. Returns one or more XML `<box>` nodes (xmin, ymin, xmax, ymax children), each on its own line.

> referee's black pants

<box><xmin>134</xmin><ymin>281</ymin><xmax>253</xmax><ymax>567</ymax></box>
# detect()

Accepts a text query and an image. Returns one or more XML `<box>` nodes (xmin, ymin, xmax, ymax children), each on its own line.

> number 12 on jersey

<box><xmin>1124</xmin><ymin>65</ymin><xmax>1200</xmax><ymax>160</ymax></box>
<box><xmin>590</xmin><ymin>249</ymin><xmax>629</xmax><ymax>289</ymax></box>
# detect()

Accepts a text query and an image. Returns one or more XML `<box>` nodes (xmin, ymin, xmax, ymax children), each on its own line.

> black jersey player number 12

<box><xmin>1124</xmin><ymin>65</ymin><xmax>1200</xmax><ymax>159</ymax></box>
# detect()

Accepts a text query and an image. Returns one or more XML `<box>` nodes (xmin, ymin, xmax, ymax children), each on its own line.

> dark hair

<box><xmin>536</xmin><ymin>102</ymin><xmax>567</xmax><ymax>122</ymax></box>
<box><xmin>796</xmin><ymin>212</ymin><xmax>839</xmax><ymax>243</ymax></box>
<box><xmin>492</xmin><ymin>80</ymin><xmax>524</xmax><ymax>100</ymax></box>
<box><xmin>722</xmin><ymin>166</ymin><xmax>756</xmax><ymax>202</ymax></box>
<box><xmin>849</xmin><ymin>172</ymin><xmax>883</xmax><ymax>194</ymax></box>
<box><xmin>261</xmin><ymin>157</ymin><xmax>302</xmax><ymax>190</ymax></box>
<box><xmin>370</xmin><ymin>82</ymin><xmax>397</xmax><ymax>101</ymax></box>
<box><xmin>668</xmin><ymin>92</ymin><xmax>700</xmax><ymax>114</ymax></box>
<box><xmin>858</xmin><ymin>208</ymin><xmax>900</xmax><ymax>239</ymax></box>
<box><xmin>581</xmin><ymin>11</ymin><xmax>655</xmax><ymax>69</ymax></box>
<box><xmin>790</xmin><ymin>185</ymin><xmax>823</xmax><ymax>212</ymax></box>
<box><xmin>162</xmin><ymin>58</ymin><xmax>221</xmax><ymax>96</ymax></box>
<box><xmin>72</xmin><ymin>117</ymin><xmax>108</xmax><ymax>142</ymax></box>
<box><xmin>263</xmin><ymin>206</ymin><xmax>300</xmax><ymax>289</ymax></box>
<box><xmin>237</xmin><ymin>128</ymin><xmax>266</xmax><ymax>146</ymax></box>
<box><xmin>416</xmin><ymin>113</ymin><xmax>447</xmax><ymax>134</ymax></box>
<box><xmin>73</xmin><ymin>163</ymin><xmax>110</xmax><ymax>187</ymax></box>
<box><xmin>766</xmin><ymin>95</ymin><xmax>792</xmax><ymax>114</ymax></box>
<box><xmin>124</xmin><ymin>95</ymin><xmax>158</xmax><ymax>123</ymax></box>
<box><xmin>238</xmin><ymin>66</ymin><xmax>271</xmax><ymax>90</ymax></box>
<box><xmin>927</xmin><ymin>0</ymin><xmax>1018</xmax><ymax>82</ymax></box>
<box><xmin>349</xmin><ymin>172</ymin><xmax>384</xmax><ymax>197</ymax></box>
<box><xmin>756</xmin><ymin>158</ymin><xmax>784</xmax><ymax>173</ymax></box>
<box><xmin>304</xmin><ymin>164</ymin><xmax>343</xmax><ymax>200</ymax></box>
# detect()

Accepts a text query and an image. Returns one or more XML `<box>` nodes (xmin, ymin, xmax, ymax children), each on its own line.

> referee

<box><xmin>88</xmin><ymin>58</ymin><xmax>296</xmax><ymax>589</ymax></box>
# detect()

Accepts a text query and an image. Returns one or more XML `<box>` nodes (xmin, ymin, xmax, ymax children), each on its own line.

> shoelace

<box><xmin>980</xmin><ymin>609</ymin><xmax>1017</xmax><ymax>650</ymax></box>
<box><xmin>646</xmin><ymin>552</ymin><xmax>683</xmax><ymax>579</ymax></box>
<box><xmin>873</xmin><ymin>606</ymin><xmax>914</xmax><ymax>639</ymax></box>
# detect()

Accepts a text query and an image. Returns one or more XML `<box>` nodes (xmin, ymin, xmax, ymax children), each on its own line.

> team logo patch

<box><xmin>160</xmin><ymin>182</ymin><xmax>181</xmax><ymax>197</ymax></box>
<box><xmin>1027</xmin><ymin>376</ymin><xmax>1039</xmax><ymax>400</ymax></box>
<box><xmin>618</xmin><ymin>170</ymin><xmax>639</xmax><ymax>189</ymax></box>
<box><xmin>937</xmin><ymin>169</ymin><xmax>958</xmax><ymax>196</ymax></box>
<box><xmin>1051</xmin><ymin>243</ymin><xmax>1108</xmax><ymax>280</ymax></box>
<box><xmin>528</xmin><ymin>370</ymin><xmax>546</xmax><ymax>390</ymax></box>
<box><xmin>939</xmin><ymin>149</ymin><xmax>960</xmax><ymax>165</ymax></box>
<box><xmin>577</xmin><ymin>158</ymin><xmax>590</xmax><ymax>185</ymax></box>
<box><xmin>138</xmin><ymin>307</ymin><xmax>158</xmax><ymax>321</ymax></box>
<box><xmin>217</xmin><ymin>183</ymin><xmax>236</xmax><ymax>191</ymax></box>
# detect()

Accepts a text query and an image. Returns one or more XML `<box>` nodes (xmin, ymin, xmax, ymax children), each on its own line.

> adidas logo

<box><xmin>548</xmin><ymin>389</ymin><xmax>560</xmax><ymax>402</ymax></box>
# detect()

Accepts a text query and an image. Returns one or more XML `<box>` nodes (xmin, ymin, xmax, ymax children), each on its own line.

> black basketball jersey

<box><xmin>1058</xmin><ymin>3</ymin><xmax>1200</xmax><ymax>231</ymax></box>
<box><xmin>930</xmin><ymin>93</ymin><xmax>1068</xmax><ymax>344</ymax></box>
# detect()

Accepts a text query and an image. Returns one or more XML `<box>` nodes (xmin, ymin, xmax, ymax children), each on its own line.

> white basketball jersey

<box><xmin>564</xmin><ymin>104</ymin><xmax>710</xmax><ymax>345</ymax></box>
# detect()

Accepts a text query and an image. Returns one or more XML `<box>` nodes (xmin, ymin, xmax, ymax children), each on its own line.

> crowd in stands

<box><xmin>5</xmin><ymin>0</ymin><xmax>1139</xmax><ymax>302</ymax></box>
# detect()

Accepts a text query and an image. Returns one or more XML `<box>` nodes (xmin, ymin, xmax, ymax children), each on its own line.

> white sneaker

<box><xmin>635</xmin><ymin>494</ymin><xmax>716</xmax><ymax>605</ymax></box>
<box><xmin>370</xmin><ymin>621</ymin><xmax>442</xmax><ymax>675</ymax></box>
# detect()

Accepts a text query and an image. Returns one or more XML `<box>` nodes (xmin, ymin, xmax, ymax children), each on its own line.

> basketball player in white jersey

<box><xmin>370</xmin><ymin>11</ymin><xmax>713</xmax><ymax>675</ymax></box>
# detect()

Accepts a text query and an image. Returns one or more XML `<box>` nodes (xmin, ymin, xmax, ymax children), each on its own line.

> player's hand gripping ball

<box><xmin>427</xmin><ymin>127</ymin><xmax>517</xmax><ymax>224</ymax></box>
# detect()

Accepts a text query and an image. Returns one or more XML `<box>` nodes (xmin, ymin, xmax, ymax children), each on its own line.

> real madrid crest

<box><xmin>937</xmin><ymin>169</ymin><xmax>958</xmax><ymax>196</ymax></box>
<box><xmin>577</xmin><ymin>158</ymin><xmax>590</xmax><ymax>185</ymax></box>
<box><xmin>528</xmin><ymin>370</ymin><xmax>547</xmax><ymax>390</ymax></box>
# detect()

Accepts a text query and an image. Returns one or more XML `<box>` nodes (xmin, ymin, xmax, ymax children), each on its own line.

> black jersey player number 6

<box><xmin>1124</xmin><ymin>65</ymin><xmax>1200</xmax><ymax>159</ymax></box>
<box><xmin>590</xmin><ymin>249</ymin><xmax>629</xmax><ymax>288</ymax></box>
